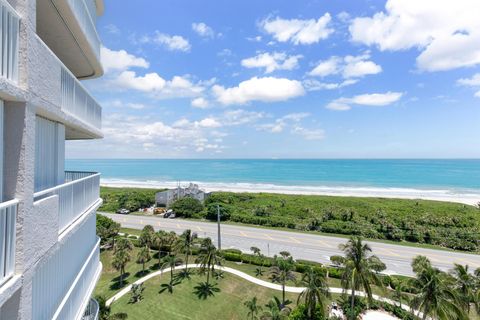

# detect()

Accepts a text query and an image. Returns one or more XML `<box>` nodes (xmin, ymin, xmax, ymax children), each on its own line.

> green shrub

<box><xmin>170</xmin><ymin>197</ymin><xmax>204</xmax><ymax>218</ymax></box>
<box><xmin>205</xmin><ymin>203</ymin><xmax>232</xmax><ymax>221</ymax></box>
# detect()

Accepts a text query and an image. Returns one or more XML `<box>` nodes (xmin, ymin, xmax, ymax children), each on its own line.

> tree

<box><xmin>244</xmin><ymin>296</ymin><xmax>262</xmax><ymax>320</ymax></box>
<box><xmin>96</xmin><ymin>215</ymin><xmax>120</xmax><ymax>247</ymax></box>
<box><xmin>154</xmin><ymin>231</ymin><xmax>168</xmax><ymax>268</ymax></box>
<box><xmin>175</xmin><ymin>229</ymin><xmax>198</xmax><ymax>278</ymax></box>
<box><xmin>129</xmin><ymin>283</ymin><xmax>144</xmax><ymax>304</ymax></box>
<box><xmin>251</xmin><ymin>246</ymin><xmax>264</xmax><ymax>277</ymax></box>
<box><xmin>205</xmin><ymin>203</ymin><xmax>231</xmax><ymax>221</ymax></box>
<box><xmin>261</xmin><ymin>296</ymin><xmax>290</xmax><ymax>320</ymax></box>
<box><xmin>331</xmin><ymin>237</ymin><xmax>385</xmax><ymax>319</ymax></box>
<box><xmin>112</xmin><ymin>249</ymin><xmax>131</xmax><ymax>287</ymax></box>
<box><xmin>138</xmin><ymin>225</ymin><xmax>155</xmax><ymax>249</ymax></box>
<box><xmin>170</xmin><ymin>197</ymin><xmax>204</xmax><ymax>218</ymax></box>
<box><xmin>194</xmin><ymin>238</ymin><xmax>222</xmax><ymax>299</ymax></box>
<box><xmin>390</xmin><ymin>280</ymin><xmax>410</xmax><ymax>308</ymax></box>
<box><xmin>136</xmin><ymin>246</ymin><xmax>151</xmax><ymax>275</ymax></box>
<box><xmin>115</xmin><ymin>238</ymin><xmax>133</xmax><ymax>253</ymax></box>
<box><xmin>269</xmin><ymin>255</ymin><xmax>296</xmax><ymax>308</ymax></box>
<box><xmin>297</xmin><ymin>267</ymin><xmax>330</xmax><ymax>319</ymax></box>
<box><xmin>96</xmin><ymin>295</ymin><xmax>129</xmax><ymax>320</ymax></box>
<box><xmin>410</xmin><ymin>256</ymin><xmax>468</xmax><ymax>320</ymax></box>
<box><xmin>160</xmin><ymin>254</ymin><xmax>181</xmax><ymax>294</ymax></box>
<box><xmin>196</xmin><ymin>237</ymin><xmax>222</xmax><ymax>285</ymax></box>
<box><xmin>451</xmin><ymin>264</ymin><xmax>476</xmax><ymax>314</ymax></box>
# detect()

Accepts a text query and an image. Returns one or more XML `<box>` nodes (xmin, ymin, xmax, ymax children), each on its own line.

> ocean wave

<box><xmin>100</xmin><ymin>178</ymin><xmax>480</xmax><ymax>205</ymax></box>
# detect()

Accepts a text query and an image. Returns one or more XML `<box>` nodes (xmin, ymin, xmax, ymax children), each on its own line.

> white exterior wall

<box><xmin>0</xmin><ymin>0</ymin><xmax>104</xmax><ymax>319</ymax></box>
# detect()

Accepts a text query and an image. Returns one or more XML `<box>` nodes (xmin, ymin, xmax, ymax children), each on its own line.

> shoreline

<box><xmin>101</xmin><ymin>179</ymin><xmax>480</xmax><ymax>206</ymax></box>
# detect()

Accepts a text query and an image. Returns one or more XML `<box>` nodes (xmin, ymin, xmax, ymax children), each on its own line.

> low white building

<box><xmin>156</xmin><ymin>183</ymin><xmax>209</xmax><ymax>207</ymax></box>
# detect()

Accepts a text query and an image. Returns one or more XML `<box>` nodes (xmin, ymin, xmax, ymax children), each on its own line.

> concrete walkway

<box><xmin>106</xmin><ymin>264</ymin><xmax>427</xmax><ymax>319</ymax></box>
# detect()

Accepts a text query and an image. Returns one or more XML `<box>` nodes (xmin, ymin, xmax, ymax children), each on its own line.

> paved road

<box><xmin>102</xmin><ymin>212</ymin><xmax>480</xmax><ymax>276</ymax></box>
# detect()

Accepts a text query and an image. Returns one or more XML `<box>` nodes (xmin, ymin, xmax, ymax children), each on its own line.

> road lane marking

<box><xmin>265</xmin><ymin>234</ymin><xmax>274</xmax><ymax>240</ymax></box>
<box><xmin>289</xmin><ymin>237</ymin><xmax>301</xmax><ymax>244</ymax></box>
<box><xmin>176</xmin><ymin>224</ymin><xmax>181</xmax><ymax>229</ymax></box>
<box><xmin>140</xmin><ymin>220</ymin><xmax>144</xmax><ymax>225</ymax></box>
<box><xmin>240</xmin><ymin>231</ymin><xmax>249</xmax><ymax>237</ymax></box>
<box><xmin>197</xmin><ymin>226</ymin><xmax>203</xmax><ymax>232</ymax></box>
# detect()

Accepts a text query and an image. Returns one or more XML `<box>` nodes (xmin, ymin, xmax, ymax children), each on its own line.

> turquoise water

<box><xmin>65</xmin><ymin>159</ymin><xmax>480</xmax><ymax>193</ymax></box>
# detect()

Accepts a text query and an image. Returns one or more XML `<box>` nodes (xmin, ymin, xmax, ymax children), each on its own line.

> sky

<box><xmin>66</xmin><ymin>0</ymin><xmax>480</xmax><ymax>159</ymax></box>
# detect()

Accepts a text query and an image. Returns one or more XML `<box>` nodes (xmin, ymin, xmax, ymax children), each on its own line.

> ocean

<box><xmin>65</xmin><ymin>159</ymin><xmax>480</xmax><ymax>202</ymax></box>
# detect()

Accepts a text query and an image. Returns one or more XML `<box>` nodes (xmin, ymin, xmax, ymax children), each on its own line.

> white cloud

<box><xmin>308</xmin><ymin>54</ymin><xmax>381</xmax><ymax>78</ymax></box>
<box><xmin>106</xmin><ymin>100</ymin><xmax>146</xmax><ymax>110</ymax></box>
<box><xmin>304</xmin><ymin>79</ymin><xmax>358</xmax><ymax>91</ymax></box>
<box><xmin>258</xmin><ymin>113</ymin><xmax>309</xmax><ymax>134</ymax></box>
<box><xmin>105</xmin><ymin>24</ymin><xmax>120</xmax><ymax>35</ymax></box>
<box><xmin>192</xmin><ymin>22</ymin><xmax>215</xmax><ymax>38</ymax></box>
<box><xmin>112</xmin><ymin>71</ymin><xmax>205</xmax><ymax>98</ymax></box>
<box><xmin>261</xmin><ymin>14</ymin><xmax>334</xmax><ymax>45</ymax></box>
<box><xmin>152</xmin><ymin>32</ymin><xmax>191</xmax><ymax>52</ymax></box>
<box><xmin>100</xmin><ymin>47</ymin><xmax>149</xmax><ymax>72</ymax></box>
<box><xmin>222</xmin><ymin>109</ymin><xmax>265</xmax><ymax>125</ymax></box>
<box><xmin>197</xmin><ymin>118</ymin><xmax>221</xmax><ymax>128</ymax></box>
<box><xmin>115</xmin><ymin>71</ymin><xmax>166</xmax><ymax>92</ymax></box>
<box><xmin>292</xmin><ymin>126</ymin><xmax>325</xmax><ymax>140</ymax></box>
<box><xmin>241</xmin><ymin>52</ymin><xmax>302</xmax><ymax>73</ymax></box>
<box><xmin>457</xmin><ymin>73</ymin><xmax>480</xmax><ymax>98</ymax></box>
<box><xmin>349</xmin><ymin>0</ymin><xmax>480</xmax><ymax>71</ymax></box>
<box><xmin>212</xmin><ymin>77</ymin><xmax>305</xmax><ymax>105</ymax></box>
<box><xmin>191</xmin><ymin>97</ymin><xmax>210</xmax><ymax>109</ymax></box>
<box><xmin>457</xmin><ymin>73</ymin><xmax>480</xmax><ymax>87</ymax></box>
<box><xmin>326</xmin><ymin>92</ymin><xmax>403</xmax><ymax>111</ymax></box>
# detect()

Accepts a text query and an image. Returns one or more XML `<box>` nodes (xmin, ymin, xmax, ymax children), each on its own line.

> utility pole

<box><xmin>217</xmin><ymin>204</ymin><xmax>221</xmax><ymax>250</ymax></box>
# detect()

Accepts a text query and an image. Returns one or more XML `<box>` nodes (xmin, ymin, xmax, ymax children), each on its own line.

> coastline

<box><xmin>101</xmin><ymin>179</ymin><xmax>480</xmax><ymax>206</ymax></box>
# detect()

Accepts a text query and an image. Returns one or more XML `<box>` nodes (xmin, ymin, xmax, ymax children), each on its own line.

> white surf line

<box><xmin>106</xmin><ymin>264</ymin><xmax>428</xmax><ymax>319</ymax></box>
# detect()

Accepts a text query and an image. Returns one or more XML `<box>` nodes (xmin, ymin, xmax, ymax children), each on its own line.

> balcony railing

<box><xmin>54</xmin><ymin>239</ymin><xmax>101</xmax><ymax>320</ymax></box>
<box><xmin>33</xmin><ymin>171</ymin><xmax>100</xmax><ymax>233</ymax></box>
<box><xmin>61</xmin><ymin>67</ymin><xmax>102</xmax><ymax>130</ymax></box>
<box><xmin>66</xmin><ymin>0</ymin><xmax>101</xmax><ymax>62</ymax></box>
<box><xmin>0</xmin><ymin>199</ymin><xmax>18</xmax><ymax>287</ymax></box>
<box><xmin>0</xmin><ymin>0</ymin><xmax>20</xmax><ymax>83</ymax></box>
<box><xmin>81</xmin><ymin>298</ymin><xmax>99</xmax><ymax>320</ymax></box>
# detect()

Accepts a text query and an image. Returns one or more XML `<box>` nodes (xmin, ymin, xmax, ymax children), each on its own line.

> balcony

<box><xmin>0</xmin><ymin>199</ymin><xmax>17</xmax><ymax>287</ymax></box>
<box><xmin>37</xmin><ymin>0</ymin><xmax>104</xmax><ymax>79</ymax></box>
<box><xmin>32</xmin><ymin>218</ymin><xmax>101</xmax><ymax>320</ymax></box>
<box><xmin>61</xmin><ymin>66</ymin><xmax>102</xmax><ymax>130</ymax></box>
<box><xmin>0</xmin><ymin>0</ymin><xmax>20</xmax><ymax>83</ymax></box>
<box><xmin>33</xmin><ymin>171</ymin><xmax>100</xmax><ymax>233</ymax></box>
<box><xmin>81</xmin><ymin>299</ymin><xmax>99</xmax><ymax>320</ymax></box>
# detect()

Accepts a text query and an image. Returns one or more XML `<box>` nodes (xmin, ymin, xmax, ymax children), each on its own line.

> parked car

<box><xmin>116</xmin><ymin>208</ymin><xmax>130</xmax><ymax>214</ymax></box>
<box><xmin>163</xmin><ymin>209</ymin><xmax>174</xmax><ymax>218</ymax></box>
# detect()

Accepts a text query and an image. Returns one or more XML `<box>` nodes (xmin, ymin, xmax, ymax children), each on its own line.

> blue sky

<box><xmin>67</xmin><ymin>0</ymin><xmax>480</xmax><ymax>159</ymax></box>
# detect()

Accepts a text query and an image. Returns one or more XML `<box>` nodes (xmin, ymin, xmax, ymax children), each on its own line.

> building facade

<box><xmin>156</xmin><ymin>183</ymin><xmax>209</xmax><ymax>208</ymax></box>
<box><xmin>0</xmin><ymin>0</ymin><xmax>104</xmax><ymax>319</ymax></box>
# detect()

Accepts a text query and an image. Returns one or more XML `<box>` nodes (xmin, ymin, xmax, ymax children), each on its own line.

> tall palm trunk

<box><xmin>350</xmin><ymin>287</ymin><xmax>355</xmax><ymax>320</ymax></box>
<box><xmin>185</xmin><ymin>250</ymin><xmax>189</xmax><ymax>273</ymax></box>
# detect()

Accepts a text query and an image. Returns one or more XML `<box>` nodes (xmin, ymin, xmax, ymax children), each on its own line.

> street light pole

<box><xmin>217</xmin><ymin>204</ymin><xmax>221</xmax><ymax>250</ymax></box>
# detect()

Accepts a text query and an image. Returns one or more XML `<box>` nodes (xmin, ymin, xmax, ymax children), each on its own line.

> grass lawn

<box><xmin>110</xmin><ymin>272</ymin><xmax>299</xmax><ymax>320</ymax></box>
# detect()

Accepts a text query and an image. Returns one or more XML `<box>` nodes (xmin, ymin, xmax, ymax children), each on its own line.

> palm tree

<box><xmin>451</xmin><ymin>264</ymin><xmax>476</xmax><ymax>314</ymax></box>
<box><xmin>331</xmin><ymin>237</ymin><xmax>386</xmax><ymax>319</ymax></box>
<box><xmin>251</xmin><ymin>246</ymin><xmax>265</xmax><ymax>277</ymax></box>
<box><xmin>390</xmin><ymin>280</ymin><xmax>410</xmax><ymax>308</ymax></box>
<box><xmin>297</xmin><ymin>267</ymin><xmax>330</xmax><ymax>319</ymax></box>
<box><xmin>136</xmin><ymin>246</ymin><xmax>151</xmax><ymax>275</ymax></box>
<box><xmin>112</xmin><ymin>249</ymin><xmax>131</xmax><ymax>287</ymax></box>
<box><xmin>154</xmin><ymin>231</ymin><xmax>167</xmax><ymax>268</ymax></box>
<box><xmin>196</xmin><ymin>237</ymin><xmax>222</xmax><ymax>285</ymax></box>
<box><xmin>410</xmin><ymin>256</ymin><xmax>468</xmax><ymax>320</ymax></box>
<box><xmin>261</xmin><ymin>297</ymin><xmax>290</xmax><ymax>320</ymax></box>
<box><xmin>244</xmin><ymin>296</ymin><xmax>262</xmax><ymax>320</ymax></box>
<box><xmin>139</xmin><ymin>225</ymin><xmax>155</xmax><ymax>249</ymax></box>
<box><xmin>160</xmin><ymin>254</ymin><xmax>181</xmax><ymax>294</ymax></box>
<box><xmin>115</xmin><ymin>238</ymin><xmax>133</xmax><ymax>253</ymax></box>
<box><xmin>175</xmin><ymin>229</ymin><xmax>198</xmax><ymax>278</ymax></box>
<box><xmin>96</xmin><ymin>295</ymin><xmax>129</xmax><ymax>320</ymax></box>
<box><xmin>269</xmin><ymin>255</ymin><xmax>296</xmax><ymax>308</ymax></box>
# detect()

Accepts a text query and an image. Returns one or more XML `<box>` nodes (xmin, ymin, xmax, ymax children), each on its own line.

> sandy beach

<box><xmin>101</xmin><ymin>179</ymin><xmax>480</xmax><ymax>206</ymax></box>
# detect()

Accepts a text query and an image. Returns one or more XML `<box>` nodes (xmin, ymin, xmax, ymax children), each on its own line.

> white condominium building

<box><xmin>0</xmin><ymin>0</ymin><xmax>104</xmax><ymax>319</ymax></box>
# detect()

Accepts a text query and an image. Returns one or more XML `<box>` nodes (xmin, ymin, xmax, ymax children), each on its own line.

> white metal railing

<box><xmin>55</xmin><ymin>239</ymin><xmax>100</xmax><ymax>320</ymax></box>
<box><xmin>33</xmin><ymin>171</ymin><xmax>100</xmax><ymax>233</ymax></box>
<box><xmin>61</xmin><ymin>67</ymin><xmax>102</xmax><ymax>130</ymax></box>
<box><xmin>0</xmin><ymin>0</ymin><xmax>20</xmax><ymax>83</ymax></box>
<box><xmin>0</xmin><ymin>199</ymin><xmax>18</xmax><ymax>287</ymax></box>
<box><xmin>81</xmin><ymin>298</ymin><xmax>99</xmax><ymax>320</ymax></box>
<box><xmin>66</xmin><ymin>0</ymin><xmax>100</xmax><ymax>62</ymax></box>
<box><xmin>65</xmin><ymin>171</ymin><xmax>98</xmax><ymax>182</ymax></box>
<box><xmin>32</xmin><ymin>215</ymin><xmax>98</xmax><ymax>320</ymax></box>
